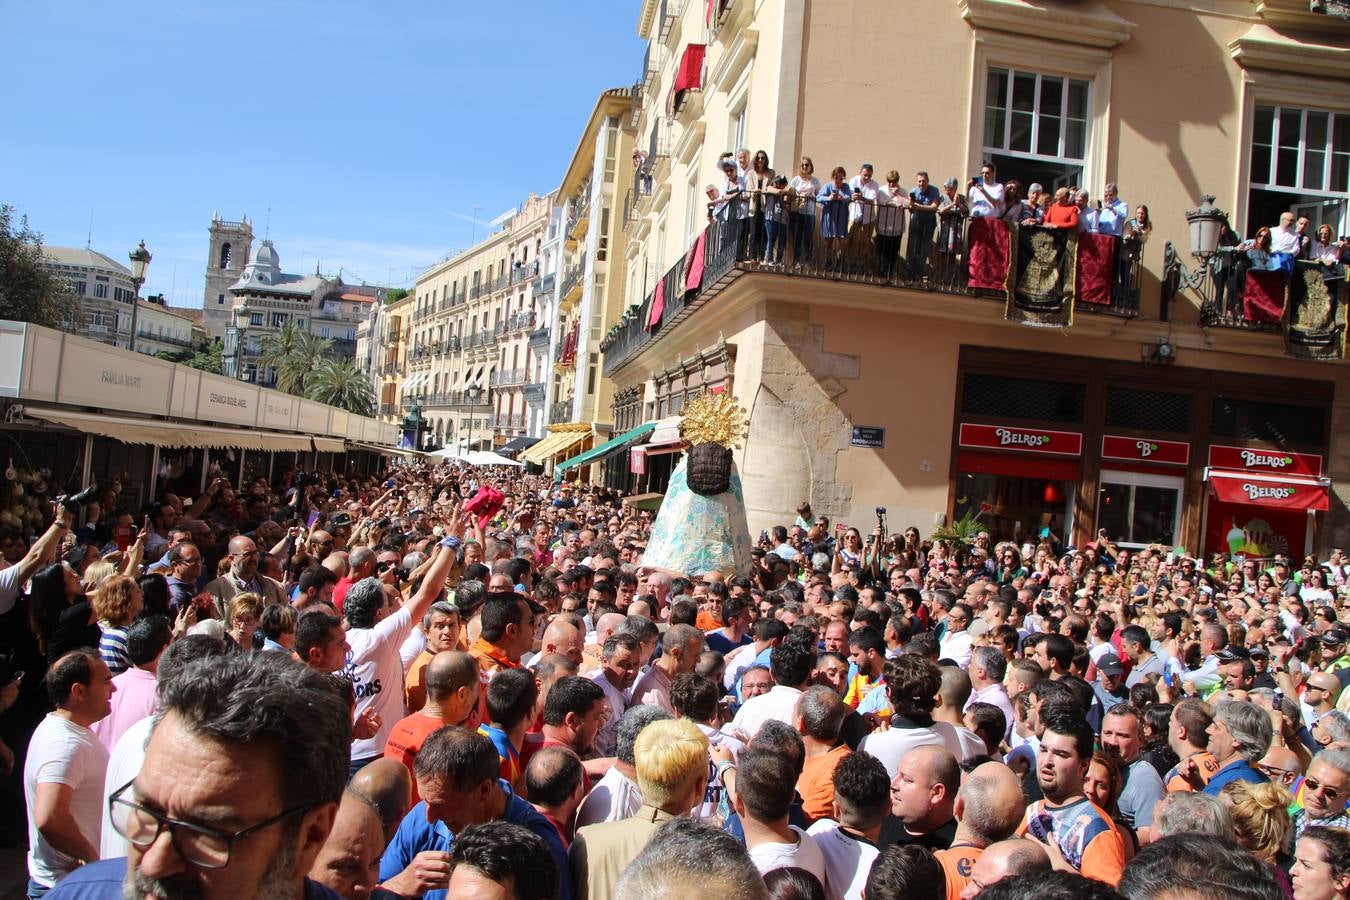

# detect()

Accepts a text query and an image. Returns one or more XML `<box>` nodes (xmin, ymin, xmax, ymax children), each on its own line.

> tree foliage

<box><xmin>256</xmin><ymin>321</ymin><xmax>331</xmax><ymax>395</ymax></box>
<box><xmin>306</xmin><ymin>356</ymin><xmax>374</xmax><ymax>416</ymax></box>
<box><xmin>0</xmin><ymin>205</ymin><xmax>80</xmax><ymax>329</ymax></box>
<box><xmin>156</xmin><ymin>338</ymin><xmax>224</xmax><ymax>375</ymax></box>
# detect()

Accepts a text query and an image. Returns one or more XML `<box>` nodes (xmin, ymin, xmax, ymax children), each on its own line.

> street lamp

<box><xmin>1162</xmin><ymin>195</ymin><xmax>1227</xmax><ymax>305</ymax></box>
<box><xmin>127</xmin><ymin>240</ymin><xmax>152</xmax><ymax>354</ymax></box>
<box><xmin>465</xmin><ymin>384</ymin><xmax>484</xmax><ymax>454</ymax></box>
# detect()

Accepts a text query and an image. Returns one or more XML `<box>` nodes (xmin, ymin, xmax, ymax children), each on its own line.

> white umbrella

<box><xmin>426</xmin><ymin>447</ymin><xmax>467</xmax><ymax>460</ymax></box>
<box><xmin>462</xmin><ymin>450</ymin><xmax>524</xmax><ymax>467</ymax></box>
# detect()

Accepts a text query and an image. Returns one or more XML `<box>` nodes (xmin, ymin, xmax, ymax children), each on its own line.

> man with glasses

<box><xmin>52</xmin><ymin>652</ymin><xmax>349</xmax><ymax>899</ymax></box>
<box><xmin>164</xmin><ymin>544</ymin><xmax>203</xmax><ymax>613</ymax></box>
<box><xmin>1293</xmin><ymin>746</ymin><xmax>1350</xmax><ymax>838</ymax></box>
<box><xmin>938</xmin><ymin>604</ymin><xmax>974</xmax><ymax>669</ymax></box>
<box><xmin>205</xmin><ymin>535</ymin><xmax>286</xmax><ymax>612</ymax></box>
<box><xmin>1303</xmin><ymin>672</ymin><xmax>1344</xmax><ymax>730</ymax></box>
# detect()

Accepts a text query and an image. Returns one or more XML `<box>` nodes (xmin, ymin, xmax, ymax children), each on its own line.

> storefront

<box><xmin>949</xmin><ymin>347</ymin><xmax>1334</xmax><ymax>558</ymax></box>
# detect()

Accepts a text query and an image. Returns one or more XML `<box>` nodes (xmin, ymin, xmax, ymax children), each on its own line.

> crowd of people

<box><xmin>5</xmin><ymin>459</ymin><xmax>1350</xmax><ymax>899</ymax></box>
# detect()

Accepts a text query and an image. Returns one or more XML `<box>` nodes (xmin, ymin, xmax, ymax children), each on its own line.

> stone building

<box><xmin>202</xmin><ymin>214</ymin><xmax>253</xmax><ymax>342</ymax></box>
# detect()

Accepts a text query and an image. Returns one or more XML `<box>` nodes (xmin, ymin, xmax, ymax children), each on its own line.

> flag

<box><xmin>1006</xmin><ymin>224</ymin><xmax>1076</xmax><ymax>328</ymax></box>
<box><xmin>646</xmin><ymin>274</ymin><xmax>666</xmax><ymax>331</ymax></box>
<box><xmin>1075</xmin><ymin>232</ymin><xmax>1117</xmax><ymax>306</ymax></box>
<box><xmin>967</xmin><ymin>217</ymin><xmax>1011</xmax><ymax>292</ymax></box>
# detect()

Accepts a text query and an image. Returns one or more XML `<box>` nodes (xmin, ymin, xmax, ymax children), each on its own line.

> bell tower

<box><xmin>202</xmin><ymin>213</ymin><xmax>253</xmax><ymax>341</ymax></box>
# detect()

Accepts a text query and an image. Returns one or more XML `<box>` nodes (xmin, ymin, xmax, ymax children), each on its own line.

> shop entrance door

<box><xmin>1097</xmin><ymin>470</ymin><xmax>1184</xmax><ymax>549</ymax></box>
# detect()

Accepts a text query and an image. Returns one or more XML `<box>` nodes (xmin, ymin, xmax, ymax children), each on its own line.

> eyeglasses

<box><xmin>108</xmin><ymin>779</ymin><xmax>315</xmax><ymax>869</ymax></box>
<box><xmin>1303</xmin><ymin>777</ymin><xmax>1349</xmax><ymax>798</ymax></box>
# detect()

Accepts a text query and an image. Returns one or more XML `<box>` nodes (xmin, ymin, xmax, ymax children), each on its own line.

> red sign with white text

<box><xmin>1102</xmin><ymin>435</ymin><xmax>1190</xmax><ymax>466</ymax></box>
<box><xmin>958</xmin><ymin>423</ymin><xmax>1083</xmax><ymax>456</ymax></box>
<box><xmin>1208</xmin><ymin>471</ymin><xmax>1330</xmax><ymax>511</ymax></box>
<box><xmin>1207</xmin><ymin>444</ymin><xmax>1322</xmax><ymax>477</ymax></box>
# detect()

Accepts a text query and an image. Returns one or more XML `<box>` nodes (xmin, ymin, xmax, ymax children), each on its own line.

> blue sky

<box><xmin>2</xmin><ymin>1</ymin><xmax>645</xmax><ymax>307</ymax></box>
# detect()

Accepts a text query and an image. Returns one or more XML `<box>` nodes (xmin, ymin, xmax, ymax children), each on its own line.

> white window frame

<box><xmin>1097</xmin><ymin>469</ymin><xmax>1185</xmax><ymax>550</ymax></box>
<box><xmin>967</xmin><ymin>33</ymin><xmax>1112</xmax><ymax>193</ymax></box>
<box><xmin>982</xmin><ymin>67</ymin><xmax>1090</xmax><ymax>171</ymax></box>
<box><xmin>1250</xmin><ymin>104</ymin><xmax>1350</xmax><ymax>196</ymax></box>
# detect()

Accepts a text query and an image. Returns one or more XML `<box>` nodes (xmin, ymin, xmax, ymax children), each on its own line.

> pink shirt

<box><xmin>90</xmin><ymin>666</ymin><xmax>158</xmax><ymax>752</ymax></box>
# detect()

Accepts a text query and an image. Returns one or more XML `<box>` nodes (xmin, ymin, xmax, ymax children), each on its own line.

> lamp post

<box><xmin>1161</xmin><ymin>195</ymin><xmax>1227</xmax><ymax>306</ymax></box>
<box><xmin>465</xmin><ymin>384</ymin><xmax>483</xmax><ymax>454</ymax></box>
<box><xmin>127</xmin><ymin>240</ymin><xmax>152</xmax><ymax>354</ymax></box>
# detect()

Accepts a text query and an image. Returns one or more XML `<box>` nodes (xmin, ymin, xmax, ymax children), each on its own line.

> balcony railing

<box><xmin>549</xmin><ymin>400</ymin><xmax>573</xmax><ymax>424</ymax></box>
<box><xmin>424</xmin><ymin>390</ymin><xmax>492</xmax><ymax>408</ymax></box>
<box><xmin>138</xmin><ymin>330</ymin><xmax>193</xmax><ymax>349</ymax></box>
<box><xmin>511</xmin><ymin>260</ymin><xmax>540</xmax><ymax>284</ymax></box>
<box><xmin>492</xmin><ymin>413</ymin><xmax>526</xmax><ymax>429</ymax></box>
<box><xmin>490</xmin><ymin>368</ymin><xmax>527</xmax><ymax>388</ymax></box>
<box><xmin>524</xmin><ymin>382</ymin><xmax>546</xmax><ymax>403</ymax></box>
<box><xmin>533</xmin><ymin>272</ymin><xmax>556</xmax><ymax>298</ymax></box>
<box><xmin>559</xmin><ymin>259</ymin><xmax>586</xmax><ymax>304</ymax></box>
<box><xmin>1197</xmin><ymin>250</ymin><xmax>1347</xmax><ymax>346</ymax></box>
<box><xmin>602</xmin><ymin>205</ymin><xmax>1146</xmax><ymax>375</ymax></box>
<box><xmin>528</xmin><ymin>326</ymin><xmax>550</xmax><ymax>348</ymax></box>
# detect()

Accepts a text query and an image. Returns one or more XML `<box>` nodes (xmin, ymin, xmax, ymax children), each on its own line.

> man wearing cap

<box><xmin>1092</xmin><ymin>654</ymin><xmax>1129</xmax><ymax>712</ymax></box>
<box><xmin>1248</xmin><ymin>645</ymin><xmax>1279</xmax><ymax>691</ymax></box>
<box><xmin>1322</xmin><ymin>627</ymin><xmax>1350</xmax><ymax>672</ymax></box>
<box><xmin>1220</xmin><ymin>647</ymin><xmax>1256</xmax><ymax>693</ymax></box>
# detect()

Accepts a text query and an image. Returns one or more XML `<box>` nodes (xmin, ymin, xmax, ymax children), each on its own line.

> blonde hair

<box><xmin>93</xmin><ymin>574</ymin><xmax>140</xmax><ymax>625</ymax></box>
<box><xmin>634</xmin><ymin>718</ymin><xmax>709</xmax><ymax>809</ymax></box>
<box><xmin>82</xmin><ymin>560</ymin><xmax>117</xmax><ymax>592</ymax></box>
<box><xmin>228</xmin><ymin>592</ymin><xmax>263</xmax><ymax>626</ymax></box>
<box><xmin>1222</xmin><ymin>780</ymin><xmax>1292</xmax><ymax>859</ymax></box>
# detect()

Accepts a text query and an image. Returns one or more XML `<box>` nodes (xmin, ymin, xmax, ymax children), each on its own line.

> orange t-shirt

<box><xmin>695</xmin><ymin>610</ymin><xmax>723</xmax><ymax>631</ymax></box>
<box><xmin>934</xmin><ymin>844</ymin><xmax>984</xmax><ymax>900</ymax></box>
<box><xmin>797</xmin><ymin>745</ymin><xmax>853</xmax><ymax>824</ymax></box>
<box><xmin>1165</xmin><ymin>751</ymin><xmax>1221</xmax><ymax>793</ymax></box>
<box><xmin>383</xmin><ymin>712</ymin><xmax>447</xmax><ymax>804</ymax></box>
<box><xmin>404</xmin><ymin>650</ymin><xmax>433</xmax><ymax>713</ymax></box>
<box><xmin>1043</xmin><ymin>203</ymin><xmax>1080</xmax><ymax>229</ymax></box>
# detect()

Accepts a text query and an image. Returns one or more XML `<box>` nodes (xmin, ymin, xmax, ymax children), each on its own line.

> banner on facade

<box><xmin>1284</xmin><ymin>262</ymin><xmax>1346</xmax><ymax>361</ymax></box>
<box><xmin>1006</xmin><ymin>225</ymin><xmax>1076</xmax><ymax>328</ymax></box>
<box><xmin>1075</xmin><ymin>232</ymin><xmax>1118</xmax><ymax>307</ymax></box>
<box><xmin>1208</xmin><ymin>470</ymin><xmax>1329</xmax><ymax>512</ymax></box>
<box><xmin>967</xmin><ymin>217</ymin><xmax>1011</xmax><ymax>293</ymax></box>
<box><xmin>1102</xmin><ymin>435</ymin><xmax>1190</xmax><ymax>466</ymax></box>
<box><xmin>1207</xmin><ymin>444</ymin><xmax>1322</xmax><ymax>477</ymax></box>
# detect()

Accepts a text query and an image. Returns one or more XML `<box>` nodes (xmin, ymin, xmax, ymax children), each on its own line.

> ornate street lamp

<box><xmin>465</xmin><ymin>384</ymin><xmax>484</xmax><ymax>453</ymax></box>
<box><xmin>127</xmin><ymin>240</ymin><xmax>152</xmax><ymax>353</ymax></box>
<box><xmin>1162</xmin><ymin>195</ymin><xmax>1227</xmax><ymax>304</ymax></box>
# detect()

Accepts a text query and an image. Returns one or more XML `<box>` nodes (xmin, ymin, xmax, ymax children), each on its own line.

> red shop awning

<box><xmin>669</xmin><ymin>44</ymin><xmax>706</xmax><ymax>111</ymax></box>
<box><xmin>1206</xmin><ymin>468</ymin><xmax>1330</xmax><ymax>512</ymax></box>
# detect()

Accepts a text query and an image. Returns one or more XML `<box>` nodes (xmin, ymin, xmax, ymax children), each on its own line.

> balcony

<box><xmin>524</xmin><ymin>382</ymin><xmax>546</xmax><ymax>403</ymax></box>
<box><xmin>382</xmin><ymin>362</ymin><xmax>398</xmax><ymax>376</ymax></box>
<box><xmin>532</xmin><ymin>272</ymin><xmax>556</xmax><ymax>298</ymax></box>
<box><xmin>657</xmin><ymin>0</ymin><xmax>685</xmax><ymax>43</ymax></box>
<box><xmin>490</xmin><ymin>368</ymin><xmax>527</xmax><ymax>388</ymax></box>
<box><xmin>566</xmin><ymin>183</ymin><xmax>592</xmax><ymax>246</ymax></box>
<box><xmin>559</xmin><ymin>258</ymin><xmax>586</xmax><ymax>308</ymax></box>
<box><xmin>138</xmin><ymin>330</ymin><xmax>193</xmax><ymax>349</ymax></box>
<box><xmin>424</xmin><ymin>390</ymin><xmax>492</xmax><ymax>409</ymax></box>
<box><xmin>549</xmin><ymin>400</ymin><xmax>573</xmax><ymax>425</ymax></box>
<box><xmin>379</xmin><ymin>403</ymin><xmax>397</xmax><ymax>417</ymax></box>
<box><xmin>602</xmin><ymin>210</ymin><xmax>1147</xmax><ymax>376</ymax></box>
<box><xmin>489</xmin><ymin>272</ymin><xmax>510</xmax><ymax>295</ymax></box>
<box><xmin>1195</xmin><ymin>249</ymin><xmax>1347</xmax><ymax>356</ymax></box>
<box><xmin>528</xmin><ymin>326</ymin><xmax>550</xmax><ymax>349</ymax></box>
<box><xmin>641</xmin><ymin>43</ymin><xmax>661</xmax><ymax>95</ymax></box>
<box><xmin>511</xmin><ymin>259</ymin><xmax>540</xmax><ymax>285</ymax></box>
<box><xmin>493</xmin><ymin>413</ymin><xmax>526</xmax><ymax>429</ymax></box>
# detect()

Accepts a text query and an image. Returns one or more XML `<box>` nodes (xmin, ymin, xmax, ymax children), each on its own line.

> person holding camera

<box><xmin>968</xmin><ymin>162</ymin><xmax>1005</xmax><ymax>219</ymax></box>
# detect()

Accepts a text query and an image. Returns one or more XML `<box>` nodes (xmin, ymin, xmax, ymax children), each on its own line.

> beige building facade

<box><xmin>407</xmin><ymin>193</ymin><xmax>553</xmax><ymax>452</ymax></box>
<box><xmin>604</xmin><ymin>0</ymin><xmax>1350</xmax><ymax>556</ymax></box>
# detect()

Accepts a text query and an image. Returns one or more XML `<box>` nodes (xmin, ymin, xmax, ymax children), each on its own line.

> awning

<box><xmin>24</xmin><ymin>406</ymin><xmax>309</xmax><ymax>452</ymax></box>
<box><xmin>556</xmin><ymin>422</ymin><xmax>657</xmax><ymax>472</ymax></box>
<box><xmin>313</xmin><ymin>437</ymin><xmax>346</xmax><ymax>453</ymax></box>
<box><xmin>1206</xmin><ymin>468</ymin><xmax>1330</xmax><ymax>512</ymax></box>
<box><xmin>500</xmin><ymin>435</ymin><xmax>542</xmax><ymax>455</ymax></box>
<box><xmin>520</xmin><ymin>429</ymin><xmax>589</xmax><ymax>464</ymax></box>
<box><xmin>349</xmin><ymin>442</ymin><xmax>403</xmax><ymax>457</ymax></box>
<box><xmin>623</xmin><ymin>492</ymin><xmax>665</xmax><ymax>511</ymax></box>
<box><xmin>402</xmin><ymin>373</ymin><xmax>426</xmax><ymax>393</ymax></box>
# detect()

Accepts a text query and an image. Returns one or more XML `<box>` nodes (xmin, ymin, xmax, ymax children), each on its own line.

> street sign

<box><xmin>851</xmin><ymin>426</ymin><xmax>885</xmax><ymax>448</ymax></box>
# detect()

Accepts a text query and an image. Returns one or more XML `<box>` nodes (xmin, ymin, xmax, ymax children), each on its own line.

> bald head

<box><xmin>348</xmin><ymin>758</ymin><xmax>412</xmax><ymax>845</ymax></box>
<box><xmin>309</xmin><ymin>790</ymin><xmax>384</xmax><ymax>899</ymax></box>
<box><xmin>349</xmin><ymin>546</ymin><xmax>376</xmax><ymax>576</ymax></box>
<box><xmin>228</xmin><ymin>536</ymin><xmax>259</xmax><ymax>579</ymax></box>
<box><xmin>424</xmin><ymin>651</ymin><xmax>480</xmax><ymax>703</ymax></box>
<box><xmin>955</xmin><ymin>762</ymin><xmax>1027</xmax><ymax>845</ymax></box>
<box><xmin>906</xmin><ymin>745</ymin><xmax>962</xmax><ymax>795</ymax></box>
<box><xmin>541</xmin><ymin>618</ymin><xmax>584</xmax><ymax>666</ymax></box>
<box><xmin>322</xmin><ymin>552</ymin><xmax>350</xmax><ymax>579</ymax></box>
<box><xmin>595</xmin><ymin>612</ymin><xmax>626</xmax><ymax>643</ymax></box>
<box><xmin>628</xmin><ymin>600</ymin><xmax>654</xmax><ymax>620</ymax></box>
<box><xmin>963</xmin><ymin>839</ymin><xmax>1051</xmax><ymax>898</ymax></box>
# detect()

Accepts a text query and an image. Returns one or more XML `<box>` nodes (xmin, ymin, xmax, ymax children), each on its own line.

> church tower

<box><xmin>202</xmin><ymin>214</ymin><xmax>253</xmax><ymax>341</ymax></box>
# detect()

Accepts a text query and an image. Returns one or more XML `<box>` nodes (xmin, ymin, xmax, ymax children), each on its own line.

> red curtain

<box><xmin>646</xmin><ymin>276</ymin><xmax>666</xmax><ymax>332</ymax></box>
<box><xmin>1243</xmin><ymin>270</ymin><xmax>1285</xmax><ymax>325</ymax></box>
<box><xmin>683</xmin><ymin>230</ymin><xmax>707</xmax><ymax>293</ymax></box>
<box><xmin>967</xmin><ymin>218</ymin><xmax>1010</xmax><ymax>292</ymax></box>
<box><xmin>1075</xmin><ymin>232</ymin><xmax>1117</xmax><ymax>305</ymax></box>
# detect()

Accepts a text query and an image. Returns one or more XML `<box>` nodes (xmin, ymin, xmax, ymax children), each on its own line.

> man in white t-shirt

<box><xmin>730</xmin><ymin>639</ymin><xmax>816</xmax><ymax>739</ymax></box>
<box><xmin>859</xmin><ymin>655</ymin><xmax>963</xmax><ymax>778</ymax></box>
<box><xmin>736</xmin><ymin>747</ymin><xmax>828</xmax><ymax>885</ymax></box>
<box><xmin>24</xmin><ymin>648</ymin><xmax>114</xmax><ymax>893</ymax></box>
<box><xmin>967</xmin><ymin>162</ymin><xmax>1006</xmax><ymax>219</ymax></box>
<box><xmin>807</xmin><ymin>752</ymin><xmax>891</xmax><ymax>900</ymax></box>
<box><xmin>342</xmin><ymin>526</ymin><xmax>462</xmax><ymax>776</ymax></box>
<box><xmin>575</xmin><ymin>705</ymin><xmax>668</xmax><ymax>828</ymax></box>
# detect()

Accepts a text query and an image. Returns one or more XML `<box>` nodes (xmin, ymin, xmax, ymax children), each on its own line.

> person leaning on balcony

<box><xmin>935</xmin><ymin>178</ymin><xmax>969</xmax><ymax>286</ymax></box>
<box><xmin>1021</xmin><ymin>183</ymin><xmax>1046</xmax><ymax>225</ymax></box>
<box><xmin>762</xmin><ymin>176</ymin><xmax>790</xmax><ymax>266</ymax></box>
<box><xmin>746</xmin><ymin>150</ymin><xmax>776</xmax><ymax>260</ymax></box>
<box><xmin>1097</xmin><ymin>183</ymin><xmax>1130</xmax><ymax>237</ymax></box>
<box><xmin>712</xmin><ymin>160</ymin><xmax>747</xmax><ymax>224</ymax></box>
<box><xmin>788</xmin><ymin>158</ymin><xmax>821</xmax><ymax>266</ymax></box>
<box><xmin>907</xmin><ymin>171</ymin><xmax>941</xmax><ymax>280</ymax></box>
<box><xmin>1270</xmin><ymin>211</ymin><xmax>1301</xmax><ymax>255</ymax></box>
<box><xmin>848</xmin><ymin>163</ymin><xmax>883</xmax><ymax>263</ymax></box>
<box><xmin>1076</xmin><ymin>189</ymin><xmax>1101</xmax><ymax>233</ymax></box>
<box><xmin>876</xmin><ymin>170</ymin><xmax>908</xmax><ymax>281</ymax></box>
<box><xmin>967</xmin><ymin>162</ymin><xmax>1005</xmax><ymax>218</ymax></box>
<box><xmin>998</xmin><ymin>181</ymin><xmax>1027</xmax><ymax>227</ymax></box>
<box><xmin>1042</xmin><ymin>188</ymin><xmax>1081</xmax><ymax>230</ymax></box>
<box><xmin>817</xmin><ymin>167</ymin><xmax>852</xmax><ymax>267</ymax></box>
<box><xmin>1311</xmin><ymin>224</ymin><xmax>1345</xmax><ymax>279</ymax></box>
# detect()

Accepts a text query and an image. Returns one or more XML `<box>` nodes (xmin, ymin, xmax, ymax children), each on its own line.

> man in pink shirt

<box><xmin>90</xmin><ymin>615</ymin><xmax>172</xmax><ymax>752</ymax></box>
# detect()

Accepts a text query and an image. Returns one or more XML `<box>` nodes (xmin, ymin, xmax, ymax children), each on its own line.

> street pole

<box><xmin>127</xmin><ymin>241</ymin><xmax>151</xmax><ymax>354</ymax></box>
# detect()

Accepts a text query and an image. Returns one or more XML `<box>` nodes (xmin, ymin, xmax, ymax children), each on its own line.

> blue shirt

<box><xmin>48</xmin><ymin>858</ymin><xmax>343</xmax><ymax>899</ymax></box>
<box><xmin>1203</xmin><ymin>758</ymin><xmax>1268</xmax><ymax>796</ymax></box>
<box><xmin>379</xmin><ymin>780</ymin><xmax>572</xmax><ymax>900</ymax></box>
<box><xmin>909</xmin><ymin>184</ymin><xmax>941</xmax><ymax>223</ymax></box>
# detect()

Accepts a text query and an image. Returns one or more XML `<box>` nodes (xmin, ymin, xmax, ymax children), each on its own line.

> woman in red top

<box><xmin>1043</xmin><ymin>187</ymin><xmax>1081</xmax><ymax>229</ymax></box>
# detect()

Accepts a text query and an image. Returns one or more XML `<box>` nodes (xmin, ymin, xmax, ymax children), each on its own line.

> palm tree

<box><xmin>255</xmin><ymin>322</ymin><xmax>330</xmax><ymax>395</ymax></box>
<box><xmin>306</xmin><ymin>356</ymin><xmax>375</xmax><ymax>416</ymax></box>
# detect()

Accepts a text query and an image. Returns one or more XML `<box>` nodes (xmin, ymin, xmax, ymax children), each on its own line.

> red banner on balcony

<box><xmin>1208</xmin><ymin>470</ymin><xmax>1329</xmax><ymax>511</ymax></box>
<box><xmin>1208</xmin><ymin>444</ymin><xmax>1322</xmax><ymax>477</ymax></box>
<box><xmin>682</xmin><ymin>230</ymin><xmax>707</xmax><ymax>293</ymax></box>
<box><xmin>1243</xmin><ymin>270</ymin><xmax>1285</xmax><ymax>325</ymax></box>
<box><xmin>958</xmin><ymin>423</ymin><xmax>1083</xmax><ymax>456</ymax></box>
<box><xmin>669</xmin><ymin>44</ymin><xmax>706</xmax><ymax>113</ymax></box>
<box><xmin>646</xmin><ymin>276</ymin><xmax>666</xmax><ymax>332</ymax></box>
<box><xmin>1102</xmin><ymin>435</ymin><xmax>1189</xmax><ymax>466</ymax></box>
<box><xmin>1075</xmin><ymin>232</ymin><xmax>1117</xmax><ymax>306</ymax></box>
<box><xmin>967</xmin><ymin>217</ymin><xmax>1011</xmax><ymax>292</ymax></box>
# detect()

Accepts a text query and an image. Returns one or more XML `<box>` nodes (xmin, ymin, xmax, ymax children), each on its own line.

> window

<box><xmin>587</xmin><ymin>353</ymin><xmax>599</xmax><ymax>395</ymax></box>
<box><xmin>597</xmin><ymin>208</ymin><xmax>611</xmax><ymax>260</ymax></box>
<box><xmin>220</xmin><ymin>243</ymin><xmax>232</xmax><ymax>268</ymax></box>
<box><xmin>93</xmin><ymin>283</ymin><xmax>107</xmax><ymax>299</ymax></box>
<box><xmin>216</xmin><ymin>293</ymin><xmax>225</xmax><ymax>305</ymax></box>
<box><xmin>983</xmin><ymin>67</ymin><xmax>1089</xmax><ymax>190</ymax></box>
<box><xmin>730</xmin><ymin>103</ymin><xmax>747</xmax><ymax>154</ymax></box>
<box><xmin>320</xmin><ymin>325</ymin><xmax>331</xmax><ymax>338</ymax></box>
<box><xmin>271</xmin><ymin>312</ymin><xmax>287</xmax><ymax>327</ymax></box>
<box><xmin>249</xmin><ymin>313</ymin><xmax>264</xmax><ymax>326</ymax></box>
<box><xmin>603</xmin><ymin>117</ymin><xmax>619</xmax><ymax>184</ymax></box>
<box><xmin>74</xmin><ymin>282</ymin><xmax>87</xmax><ymax>296</ymax></box>
<box><xmin>1247</xmin><ymin>104</ymin><xmax>1349</xmax><ymax>236</ymax></box>
<box><xmin>296</xmin><ymin>318</ymin><xmax>304</xmax><ymax>328</ymax></box>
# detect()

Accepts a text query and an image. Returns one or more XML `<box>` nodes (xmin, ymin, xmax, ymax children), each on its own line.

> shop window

<box><xmin>1104</xmin><ymin>387</ymin><xmax>1192</xmax><ymax>434</ymax></box>
<box><xmin>954</xmin><ymin>471</ymin><xmax>1074</xmax><ymax>546</ymax></box>
<box><xmin>1097</xmin><ymin>471</ymin><xmax>1182</xmax><ymax>548</ymax></box>
<box><xmin>1211</xmin><ymin>396</ymin><xmax>1326</xmax><ymax>447</ymax></box>
<box><xmin>961</xmin><ymin>373</ymin><xmax>1085</xmax><ymax>424</ymax></box>
<box><xmin>1247</xmin><ymin>105</ymin><xmax>1349</xmax><ymax>237</ymax></box>
<box><xmin>983</xmin><ymin>67</ymin><xmax>1089</xmax><ymax>191</ymax></box>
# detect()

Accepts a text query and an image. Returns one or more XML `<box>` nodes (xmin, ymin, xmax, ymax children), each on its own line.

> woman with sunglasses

<box><xmin>789</xmin><ymin>157</ymin><xmax>820</xmax><ymax>266</ymax></box>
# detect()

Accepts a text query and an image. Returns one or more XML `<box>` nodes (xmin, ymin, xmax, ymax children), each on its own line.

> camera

<box><xmin>875</xmin><ymin>506</ymin><xmax>886</xmax><ymax>516</ymax></box>
<box><xmin>293</xmin><ymin>471</ymin><xmax>317</xmax><ymax>489</ymax></box>
<box><xmin>55</xmin><ymin>485</ymin><xmax>98</xmax><ymax>513</ymax></box>
<box><xmin>375</xmin><ymin>517</ymin><xmax>391</xmax><ymax>529</ymax></box>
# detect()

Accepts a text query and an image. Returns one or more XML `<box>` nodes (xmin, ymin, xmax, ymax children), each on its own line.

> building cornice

<box><xmin>958</xmin><ymin>0</ymin><xmax>1137</xmax><ymax>48</ymax></box>
<box><xmin>1229</xmin><ymin>23</ymin><xmax>1350</xmax><ymax>79</ymax></box>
